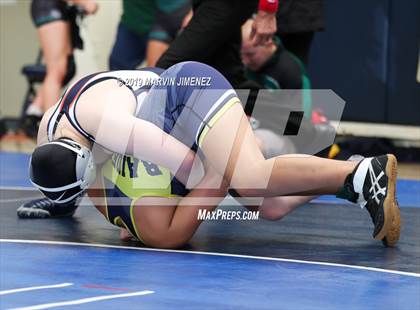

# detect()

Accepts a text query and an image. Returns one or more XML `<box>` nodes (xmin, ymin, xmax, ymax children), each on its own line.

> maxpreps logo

<box><xmin>197</xmin><ymin>209</ymin><xmax>259</xmax><ymax>221</ymax></box>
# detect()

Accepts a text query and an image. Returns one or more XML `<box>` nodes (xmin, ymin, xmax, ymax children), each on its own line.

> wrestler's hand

<box><xmin>250</xmin><ymin>10</ymin><xmax>277</xmax><ymax>46</ymax></box>
<box><xmin>120</xmin><ymin>228</ymin><xmax>136</xmax><ymax>241</ymax></box>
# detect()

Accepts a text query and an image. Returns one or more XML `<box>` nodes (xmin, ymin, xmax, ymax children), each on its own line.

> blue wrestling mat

<box><xmin>1</xmin><ymin>240</ymin><xmax>419</xmax><ymax>310</ymax></box>
<box><xmin>1</xmin><ymin>151</ymin><xmax>420</xmax><ymax>309</ymax></box>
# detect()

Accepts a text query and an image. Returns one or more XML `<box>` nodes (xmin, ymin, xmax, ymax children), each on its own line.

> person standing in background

<box><xmin>109</xmin><ymin>0</ymin><xmax>156</xmax><ymax>70</ymax></box>
<box><xmin>146</xmin><ymin>0</ymin><xmax>191</xmax><ymax>67</ymax></box>
<box><xmin>24</xmin><ymin>0</ymin><xmax>98</xmax><ymax>136</ymax></box>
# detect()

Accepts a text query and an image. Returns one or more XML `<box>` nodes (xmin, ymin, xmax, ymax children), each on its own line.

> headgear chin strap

<box><xmin>30</xmin><ymin>139</ymin><xmax>96</xmax><ymax>204</ymax></box>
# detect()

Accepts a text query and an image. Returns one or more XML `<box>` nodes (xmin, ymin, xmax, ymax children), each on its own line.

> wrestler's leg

<box><xmin>35</xmin><ymin>21</ymin><xmax>72</xmax><ymax>111</ymax></box>
<box><xmin>201</xmin><ymin>103</ymin><xmax>357</xmax><ymax>197</ymax></box>
<box><xmin>245</xmin><ymin>196</ymin><xmax>315</xmax><ymax>221</ymax></box>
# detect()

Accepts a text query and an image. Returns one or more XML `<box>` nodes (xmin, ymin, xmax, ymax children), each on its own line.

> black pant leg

<box><xmin>156</xmin><ymin>0</ymin><xmax>257</xmax><ymax>88</ymax></box>
<box><xmin>280</xmin><ymin>32</ymin><xmax>314</xmax><ymax>65</ymax></box>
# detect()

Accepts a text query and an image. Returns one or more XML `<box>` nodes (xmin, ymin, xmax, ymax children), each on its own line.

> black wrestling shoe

<box><xmin>17</xmin><ymin>198</ymin><xmax>78</xmax><ymax>219</ymax></box>
<box><xmin>337</xmin><ymin>154</ymin><xmax>400</xmax><ymax>246</ymax></box>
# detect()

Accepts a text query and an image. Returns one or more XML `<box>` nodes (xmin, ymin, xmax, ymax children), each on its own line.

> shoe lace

<box><xmin>368</xmin><ymin>164</ymin><xmax>386</xmax><ymax>204</ymax></box>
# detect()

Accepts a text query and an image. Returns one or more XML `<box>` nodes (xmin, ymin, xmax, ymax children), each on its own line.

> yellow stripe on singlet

<box><xmin>198</xmin><ymin>97</ymin><xmax>240</xmax><ymax>148</ymax></box>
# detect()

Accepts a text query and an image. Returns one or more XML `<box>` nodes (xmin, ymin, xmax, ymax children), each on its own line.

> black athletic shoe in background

<box><xmin>17</xmin><ymin>198</ymin><xmax>78</xmax><ymax>218</ymax></box>
<box><xmin>337</xmin><ymin>154</ymin><xmax>400</xmax><ymax>246</ymax></box>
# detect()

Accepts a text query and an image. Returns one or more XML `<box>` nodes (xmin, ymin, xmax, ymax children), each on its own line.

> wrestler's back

<box><xmin>37</xmin><ymin>69</ymin><xmax>162</xmax><ymax>146</ymax></box>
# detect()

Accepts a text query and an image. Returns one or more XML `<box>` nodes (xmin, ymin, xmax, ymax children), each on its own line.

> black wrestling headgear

<box><xmin>29</xmin><ymin>138</ymin><xmax>96</xmax><ymax>203</ymax></box>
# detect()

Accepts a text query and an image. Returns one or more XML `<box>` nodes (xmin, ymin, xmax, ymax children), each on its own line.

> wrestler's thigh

<box><xmin>201</xmin><ymin>103</ymin><xmax>270</xmax><ymax>188</ymax></box>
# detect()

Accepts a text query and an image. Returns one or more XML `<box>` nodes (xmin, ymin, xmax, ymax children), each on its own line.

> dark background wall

<box><xmin>308</xmin><ymin>0</ymin><xmax>420</xmax><ymax>126</ymax></box>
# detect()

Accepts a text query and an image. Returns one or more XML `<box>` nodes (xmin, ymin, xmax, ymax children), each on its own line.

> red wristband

<box><xmin>258</xmin><ymin>0</ymin><xmax>279</xmax><ymax>13</ymax></box>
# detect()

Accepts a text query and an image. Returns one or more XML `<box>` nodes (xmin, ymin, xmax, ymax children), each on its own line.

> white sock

<box><xmin>26</xmin><ymin>104</ymin><xmax>43</xmax><ymax>117</ymax></box>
